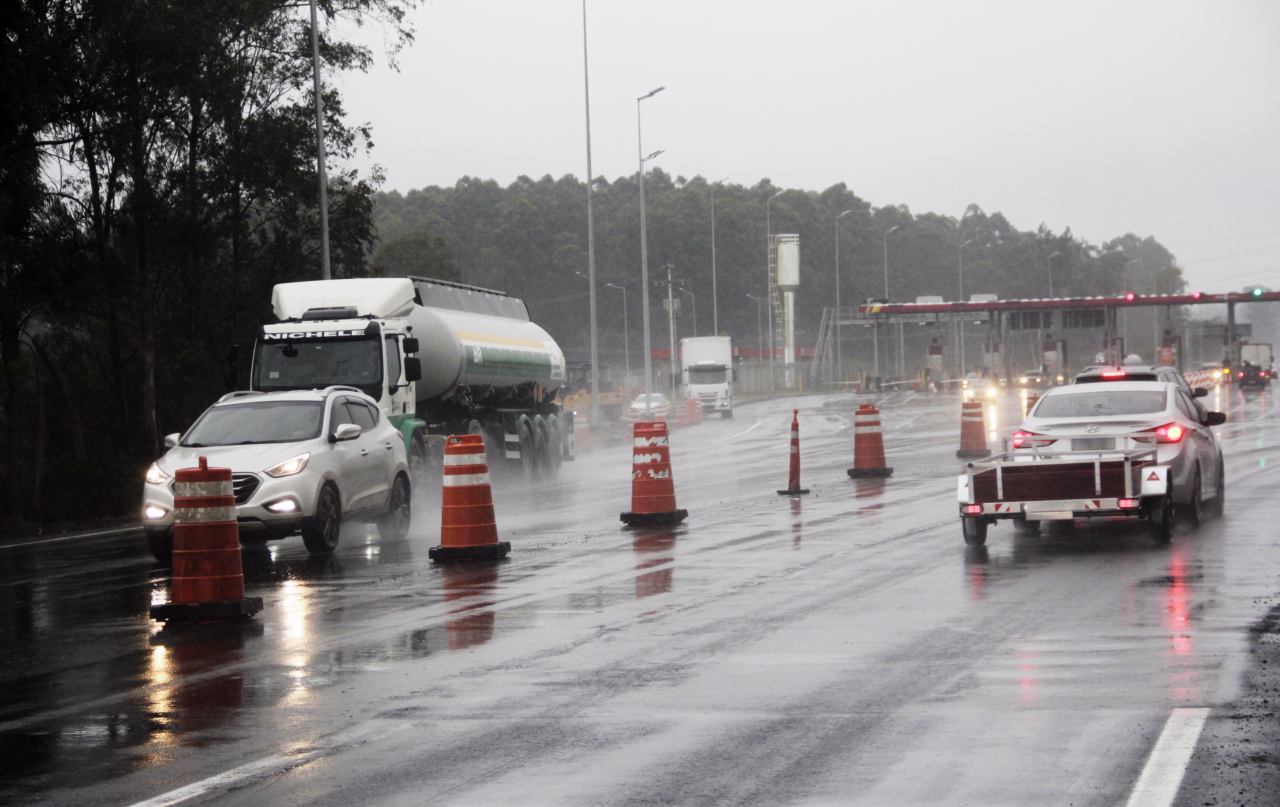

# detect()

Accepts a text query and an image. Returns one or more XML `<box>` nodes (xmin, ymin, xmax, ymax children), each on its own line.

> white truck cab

<box><xmin>680</xmin><ymin>336</ymin><xmax>734</xmax><ymax>418</ymax></box>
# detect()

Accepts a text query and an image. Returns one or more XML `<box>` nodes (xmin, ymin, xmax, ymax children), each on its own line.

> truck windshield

<box><xmin>184</xmin><ymin>401</ymin><xmax>324</xmax><ymax>446</ymax></box>
<box><xmin>1036</xmin><ymin>390</ymin><xmax>1167</xmax><ymax>418</ymax></box>
<box><xmin>254</xmin><ymin>337</ymin><xmax>382</xmax><ymax>398</ymax></box>
<box><xmin>688</xmin><ymin>368</ymin><xmax>727</xmax><ymax>384</ymax></box>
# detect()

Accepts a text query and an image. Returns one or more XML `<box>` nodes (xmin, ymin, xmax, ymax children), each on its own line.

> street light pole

<box><xmin>1047</xmin><ymin>250</ymin><xmax>1062</xmax><ymax>298</ymax></box>
<box><xmin>309</xmin><ymin>0</ymin><xmax>330</xmax><ymax>280</ymax></box>
<box><xmin>958</xmin><ymin>238</ymin><xmax>973</xmax><ymax>375</ymax></box>
<box><xmin>710</xmin><ymin>177</ymin><xmax>728</xmax><ymax>336</ymax></box>
<box><xmin>581</xmin><ymin>0</ymin><xmax>600</xmax><ymax>427</ymax></box>
<box><xmin>606</xmin><ymin>283</ymin><xmax>629</xmax><ymax>380</ymax></box>
<box><xmin>679</xmin><ymin>288</ymin><xmax>696</xmax><ymax>337</ymax></box>
<box><xmin>835</xmin><ymin>210</ymin><xmax>852</xmax><ymax>383</ymax></box>
<box><xmin>747</xmin><ymin>294</ymin><xmax>764</xmax><ymax>375</ymax></box>
<box><xmin>878</xmin><ymin>224</ymin><xmax>899</xmax><ymax>379</ymax></box>
<box><xmin>637</xmin><ymin>86</ymin><xmax>665</xmax><ymax>418</ymax></box>
<box><xmin>766</xmin><ymin>189</ymin><xmax>785</xmax><ymax>390</ymax></box>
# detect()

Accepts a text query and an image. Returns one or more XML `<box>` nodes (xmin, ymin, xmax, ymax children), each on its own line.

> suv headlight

<box><xmin>265</xmin><ymin>452</ymin><xmax>310</xmax><ymax>477</ymax></box>
<box><xmin>145</xmin><ymin>463</ymin><xmax>169</xmax><ymax>485</ymax></box>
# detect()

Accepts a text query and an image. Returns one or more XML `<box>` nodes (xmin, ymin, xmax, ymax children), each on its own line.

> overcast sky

<box><xmin>337</xmin><ymin>0</ymin><xmax>1280</xmax><ymax>296</ymax></box>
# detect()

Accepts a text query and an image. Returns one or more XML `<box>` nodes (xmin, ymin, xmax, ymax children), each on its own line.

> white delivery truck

<box><xmin>247</xmin><ymin>277</ymin><xmax>573</xmax><ymax>480</ymax></box>
<box><xmin>1241</xmin><ymin>343</ymin><xmax>1274</xmax><ymax>375</ymax></box>
<box><xmin>680</xmin><ymin>336</ymin><xmax>734</xmax><ymax>418</ymax></box>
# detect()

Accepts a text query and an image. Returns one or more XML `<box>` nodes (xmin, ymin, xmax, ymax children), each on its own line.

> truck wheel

<box><xmin>544</xmin><ymin>419</ymin><xmax>562</xmax><ymax>478</ymax></box>
<box><xmin>1148</xmin><ymin>496</ymin><xmax>1173</xmax><ymax>544</ymax></box>
<box><xmin>519</xmin><ymin>423</ymin><xmax>536</xmax><ymax>480</ymax></box>
<box><xmin>1182</xmin><ymin>469</ymin><xmax>1204</xmax><ymax>529</ymax></box>
<box><xmin>962</xmin><ymin>517</ymin><xmax>987</xmax><ymax>546</ymax></box>
<box><xmin>302</xmin><ymin>484</ymin><xmax>342</xmax><ymax>555</ymax></box>
<box><xmin>377</xmin><ymin>474</ymin><xmax>412</xmax><ymax>541</ymax></box>
<box><xmin>721</xmin><ymin>409</ymin><xmax>733</xmax><ymax>419</ymax></box>
<box><xmin>409</xmin><ymin>432</ymin><xmax>429</xmax><ymax>484</ymax></box>
<box><xmin>147</xmin><ymin>531</ymin><xmax>173</xmax><ymax>563</ymax></box>
<box><xmin>1208</xmin><ymin>457</ymin><xmax>1225</xmax><ymax>518</ymax></box>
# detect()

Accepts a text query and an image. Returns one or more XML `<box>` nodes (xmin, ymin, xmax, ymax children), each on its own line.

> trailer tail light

<box><xmin>1012</xmin><ymin>430</ymin><xmax>1056</xmax><ymax>449</ymax></box>
<box><xmin>1118</xmin><ymin>499</ymin><xmax>1138</xmax><ymax>509</ymax></box>
<box><xmin>1239</xmin><ymin>371</ymin><xmax>1245</xmax><ymax>378</ymax></box>
<box><xmin>1139</xmin><ymin>423</ymin><xmax>1185</xmax><ymax>443</ymax></box>
<box><xmin>964</xmin><ymin>505</ymin><xmax>983</xmax><ymax>515</ymax></box>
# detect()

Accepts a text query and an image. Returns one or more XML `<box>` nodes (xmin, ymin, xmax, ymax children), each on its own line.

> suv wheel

<box><xmin>302</xmin><ymin>484</ymin><xmax>342</xmax><ymax>555</ymax></box>
<box><xmin>147</xmin><ymin>531</ymin><xmax>173</xmax><ymax>563</ymax></box>
<box><xmin>378</xmin><ymin>474</ymin><xmax>412</xmax><ymax>541</ymax></box>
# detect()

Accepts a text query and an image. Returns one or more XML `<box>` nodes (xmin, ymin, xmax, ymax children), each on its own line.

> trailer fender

<box><xmin>957</xmin><ymin>474</ymin><xmax>973</xmax><ymax>504</ymax></box>
<box><xmin>1140</xmin><ymin>466</ymin><xmax>1169</xmax><ymax>497</ymax></box>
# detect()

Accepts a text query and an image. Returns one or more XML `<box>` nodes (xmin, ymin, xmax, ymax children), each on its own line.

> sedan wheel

<box><xmin>1182</xmin><ymin>469</ymin><xmax>1204</xmax><ymax>529</ymax></box>
<box><xmin>302</xmin><ymin>484</ymin><xmax>342</xmax><ymax>555</ymax></box>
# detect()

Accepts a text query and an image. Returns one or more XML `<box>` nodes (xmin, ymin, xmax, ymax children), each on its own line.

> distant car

<box><xmin>1018</xmin><ymin>379</ymin><xmax>1226</xmax><ymax>526</ymax></box>
<box><xmin>1017</xmin><ymin>370</ymin><xmax>1046</xmax><ymax>388</ymax></box>
<box><xmin>627</xmin><ymin>393</ymin><xmax>671</xmax><ymax>423</ymax></box>
<box><xmin>961</xmin><ymin>374</ymin><xmax>998</xmax><ymax>400</ymax></box>
<box><xmin>142</xmin><ymin>387</ymin><xmax>411</xmax><ymax>561</ymax></box>
<box><xmin>1074</xmin><ymin>363</ymin><xmax>1211</xmax><ymax>398</ymax></box>
<box><xmin>1238</xmin><ymin>361</ymin><xmax>1271</xmax><ymax>391</ymax></box>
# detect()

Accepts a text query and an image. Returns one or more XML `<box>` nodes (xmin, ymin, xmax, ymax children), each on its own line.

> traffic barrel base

<box><xmin>847</xmin><ymin>404</ymin><xmax>894</xmax><ymax>478</ymax></box>
<box><xmin>778</xmin><ymin>409</ymin><xmax>810</xmax><ymax>495</ymax></box>
<box><xmin>621</xmin><ymin>421</ymin><xmax>688</xmax><ymax>525</ymax></box>
<box><xmin>431</xmin><ymin>435</ymin><xmax>510</xmax><ymax>563</ymax></box>
<box><xmin>151</xmin><ymin>457</ymin><xmax>262</xmax><ymax>623</ymax></box>
<box><xmin>956</xmin><ymin>400</ymin><xmax>990</xmax><ymax>459</ymax></box>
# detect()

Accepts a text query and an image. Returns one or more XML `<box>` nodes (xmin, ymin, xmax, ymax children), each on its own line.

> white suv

<box><xmin>142</xmin><ymin>386</ymin><xmax>411</xmax><ymax>561</ymax></box>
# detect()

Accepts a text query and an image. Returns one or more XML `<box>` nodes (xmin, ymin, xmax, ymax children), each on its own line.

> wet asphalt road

<box><xmin>1</xmin><ymin>387</ymin><xmax>1278</xmax><ymax>806</ymax></box>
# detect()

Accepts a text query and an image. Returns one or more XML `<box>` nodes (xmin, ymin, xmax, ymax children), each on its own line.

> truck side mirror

<box><xmin>1205</xmin><ymin>411</ymin><xmax>1227</xmax><ymax>426</ymax></box>
<box><xmin>403</xmin><ymin>357</ymin><xmax>422</xmax><ymax>383</ymax></box>
<box><xmin>1193</xmin><ymin>387</ymin><xmax>1209</xmax><ymax>398</ymax></box>
<box><xmin>402</xmin><ymin>337</ymin><xmax>420</xmax><ymax>354</ymax></box>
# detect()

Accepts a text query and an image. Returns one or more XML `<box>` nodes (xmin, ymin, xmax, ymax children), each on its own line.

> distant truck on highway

<box><xmin>1240</xmin><ymin>343</ymin><xmax>1274</xmax><ymax>377</ymax></box>
<box><xmin>248</xmin><ymin>277</ymin><xmax>573</xmax><ymax>480</ymax></box>
<box><xmin>680</xmin><ymin>336</ymin><xmax>734</xmax><ymax>418</ymax></box>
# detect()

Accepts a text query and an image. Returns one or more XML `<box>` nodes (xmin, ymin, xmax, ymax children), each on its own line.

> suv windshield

<box><xmin>1036</xmin><ymin>390</ymin><xmax>1167</xmax><ymax>418</ymax></box>
<box><xmin>254</xmin><ymin>336</ymin><xmax>382</xmax><ymax>398</ymax></box>
<box><xmin>184</xmin><ymin>401</ymin><xmax>324</xmax><ymax>446</ymax></box>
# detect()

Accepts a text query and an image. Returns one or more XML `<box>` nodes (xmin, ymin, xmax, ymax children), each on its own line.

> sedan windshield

<box><xmin>1035</xmin><ymin>390</ymin><xmax>1167</xmax><ymax>418</ymax></box>
<box><xmin>184</xmin><ymin>401</ymin><xmax>324</xmax><ymax>446</ymax></box>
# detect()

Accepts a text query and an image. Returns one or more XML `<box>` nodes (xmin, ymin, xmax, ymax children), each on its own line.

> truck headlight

<box><xmin>145</xmin><ymin>463</ymin><xmax>169</xmax><ymax>485</ymax></box>
<box><xmin>265</xmin><ymin>452</ymin><xmax>310</xmax><ymax>477</ymax></box>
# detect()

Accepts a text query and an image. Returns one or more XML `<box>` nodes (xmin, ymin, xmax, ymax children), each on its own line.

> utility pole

<box><xmin>309</xmin><ymin>0</ymin><xmax>330</xmax><ymax>279</ymax></box>
<box><xmin>660</xmin><ymin>264</ymin><xmax>681</xmax><ymax>397</ymax></box>
<box><xmin>581</xmin><ymin>0</ymin><xmax>600</xmax><ymax>426</ymax></box>
<box><xmin>710</xmin><ymin>178</ymin><xmax>728</xmax><ymax>335</ymax></box>
<box><xmin>637</xmin><ymin>86</ymin><xmax>664</xmax><ymax>418</ymax></box>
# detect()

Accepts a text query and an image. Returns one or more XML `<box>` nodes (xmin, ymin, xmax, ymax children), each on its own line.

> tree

<box><xmin>373</xmin><ymin>229</ymin><xmax>456</xmax><ymax>280</ymax></box>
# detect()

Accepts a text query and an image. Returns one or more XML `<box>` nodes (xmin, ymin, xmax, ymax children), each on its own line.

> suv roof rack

<box><xmin>217</xmin><ymin>390</ymin><xmax>264</xmax><ymax>403</ymax></box>
<box><xmin>319</xmin><ymin>385</ymin><xmax>365</xmax><ymax>397</ymax></box>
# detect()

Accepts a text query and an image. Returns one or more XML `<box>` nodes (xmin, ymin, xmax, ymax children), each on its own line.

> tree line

<box><xmin>1</xmin><ymin>0</ymin><xmax>408</xmax><ymax>524</ymax></box>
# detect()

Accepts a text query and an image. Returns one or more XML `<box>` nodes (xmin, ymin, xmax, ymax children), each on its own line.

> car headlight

<box><xmin>265</xmin><ymin>497</ymin><xmax>300</xmax><ymax>514</ymax></box>
<box><xmin>986</xmin><ymin>387</ymin><xmax>997</xmax><ymax>396</ymax></box>
<box><xmin>144</xmin><ymin>505</ymin><xmax>168</xmax><ymax>521</ymax></box>
<box><xmin>265</xmin><ymin>452</ymin><xmax>310</xmax><ymax>477</ymax></box>
<box><xmin>145</xmin><ymin>463</ymin><xmax>169</xmax><ymax>485</ymax></box>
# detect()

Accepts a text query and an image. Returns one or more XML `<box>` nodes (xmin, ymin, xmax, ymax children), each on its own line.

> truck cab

<box><xmin>680</xmin><ymin>336</ymin><xmax>735</xmax><ymax>418</ymax></box>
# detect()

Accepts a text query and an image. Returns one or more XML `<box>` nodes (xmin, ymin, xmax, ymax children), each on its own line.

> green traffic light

<box><xmin>1252</xmin><ymin>288</ymin><xmax>1263</xmax><ymax>296</ymax></box>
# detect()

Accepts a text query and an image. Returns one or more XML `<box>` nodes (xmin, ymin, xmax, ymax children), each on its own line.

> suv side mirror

<box><xmin>332</xmin><ymin>423</ymin><xmax>362</xmax><ymax>442</ymax></box>
<box><xmin>164</xmin><ymin>433</ymin><xmax>181</xmax><ymax>448</ymax></box>
<box><xmin>403</xmin><ymin>357</ymin><xmax>422</xmax><ymax>383</ymax></box>
<box><xmin>1205</xmin><ymin>411</ymin><xmax>1227</xmax><ymax>427</ymax></box>
<box><xmin>1193</xmin><ymin>387</ymin><xmax>1209</xmax><ymax>398</ymax></box>
<box><xmin>402</xmin><ymin>337</ymin><xmax>419</xmax><ymax>354</ymax></box>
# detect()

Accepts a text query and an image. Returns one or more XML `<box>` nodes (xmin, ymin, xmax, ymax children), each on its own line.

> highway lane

<box><xmin>0</xmin><ymin>387</ymin><xmax>1276</xmax><ymax>806</ymax></box>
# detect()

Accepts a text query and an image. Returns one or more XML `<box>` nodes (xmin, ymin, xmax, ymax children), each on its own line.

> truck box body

<box><xmin>680</xmin><ymin>336</ymin><xmax>734</xmax><ymax>417</ymax></box>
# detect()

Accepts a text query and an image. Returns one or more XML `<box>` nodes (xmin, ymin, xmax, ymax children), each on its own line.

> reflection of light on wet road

<box><xmin>634</xmin><ymin>530</ymin><xmax>677</xmax><ymax>598</ymax></box>
<box><xmin>988</xmin><ymin>399</ymin><xmax>999</xmax><ymax>443</ymax></box>
<box><xmin>444</xmin><ymin>565</ymin><xmax>498</xmax><ymax>651</ymax></box>
<box><xmin>1017</xmin><ymin>646</ymin><xmax>1038</xmax><ymax>706</ymax></box>
<box><xmin>1166</xmin><ymin>547</ymin><xmax>1191</xmax><ymax>657</ymax></box>
<box><xmin>790</xmin><ymin>497</ymin><xmax>802</xmax><ymax>547</ymax></box>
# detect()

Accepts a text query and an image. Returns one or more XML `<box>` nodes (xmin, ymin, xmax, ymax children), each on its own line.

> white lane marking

<box><xmin>0</xmin><ymin>525</ymin><xmax>141</xmax><ymax>550</ymax></box>
<box><xmin>712</xmin><ymin>419</ymin><xmax>762</xmax><ymax>444</ymax></box>
<box><xmin>127</xmin><ymin>722</ymin><xmax>407</xmax><ymax>807</ymax></box>
<box><xmin>1124</xmin><ymin>707</ymin><xmax>1210</xmax><ymax>807</ymax></box>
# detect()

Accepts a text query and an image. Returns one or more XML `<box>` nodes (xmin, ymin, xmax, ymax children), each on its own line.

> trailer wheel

<box><xmin>1148</xmin><ymin>496</ymin><xmax>1173</xmax><ymax>544</ymax></box>
<box><xmin>962</xmin><ymin>517</ymin><xmax>987</xmax><ymax>546</ymax></box>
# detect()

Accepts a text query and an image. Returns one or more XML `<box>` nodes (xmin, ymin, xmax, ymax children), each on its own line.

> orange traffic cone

<box><xmin>150</xmin><ymin>457</ymin><xmax>263</xmax><ymax>622</ymax></box>
<box><xmin>847</xmin><ymin>404</ymin><xmax>893</xmax><ymax>478</ymax></box>
<box><xmin>956</xmin><ymin>400</ymin><xmax>989</xmax><ymax>459</ymax></box>
<box><xmin>621</xmin><ymin>420</ymin><xmax>688</xmax><ymax>525</ymax></box>
<box><xmin>430</xmin><ymin>434</ymin><xmax>511</xmax><ymax>561</ymax></box>
<box><xmin>778</xmin><ymin>409</ymin><xmax>809</xmax><ymax>495</ymax></box>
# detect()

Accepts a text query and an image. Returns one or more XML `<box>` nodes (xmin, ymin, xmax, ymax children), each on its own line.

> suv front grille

<box><xmin>232</xmin><ymin>474</ymin><xmax>260</xmax><ymax>504</ymax></box>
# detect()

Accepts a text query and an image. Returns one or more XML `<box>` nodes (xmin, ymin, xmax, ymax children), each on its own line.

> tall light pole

<box><xmin>581</xmin><ymin>0</ymin><xmax>600</xmax><ymax>426</ymax></box>
<box><xmin>679</xmin><ymin>288</ymin><xmax>696</xmax><ymax>337</ymax></box>
<box><xmin>637</xmin><ymin>85</ymin><xmax>664</xmax><ymax>417</ymax></box>
<box><xmin>765</xmin><ymin>189</ymin><xmax>785</xmax><ymax>388</ymax></box>
<box><xmin>747</xmin><ymin>293</ymin><xmax>764</xmax><ymax>371</ymax></box>
<box><xmin>1124</xmin><ymin>256</ymin><xmax>1141</xmax><ymax>359</ymax></box>
<box><xmin>958</xmin><ymin>238</ymin><xmax>973</xmax><ymax>375</ymax></box>
<box><xmin>878</xmin><ymin>224</ymin><xmax>900</xmax><ymax>379</ymax></box>
<box><xmin>309</xmin><ymin>0</ymin><xmax>330</xmax><ymax>279</ymax></box>
<box><xmin>834</xmin><ymin>209</ymin><xmax>852</xmax><ymax>383</ymax></box>
<box><xmin>710</xmin><ymin>177</ymin><xmax>728</xmax><ymax>336</ymax></box>
<box><xmin>1046</xmin><ymin>250</ymin><xmax>1062</xmax><ymax>298</ymax></box>
<box><xmin>606</xmin><ymin>283</ymin><xmax>629</xmax><ymax>380</ymax></box>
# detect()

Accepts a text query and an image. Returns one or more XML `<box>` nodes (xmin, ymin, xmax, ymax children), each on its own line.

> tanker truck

<box><xmin>248</xmin><ymin>276</ymin><xmax>572</xmax><ymax>479</ymax></box>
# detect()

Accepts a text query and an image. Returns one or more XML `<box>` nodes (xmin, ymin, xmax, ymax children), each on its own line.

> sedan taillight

<box><xmin>1138</xmin><ymin>422</ymin><xmax>1186</xmax><ymax>443</ymax></box>
<box><xmin>1012</xmin><ymin>430</ymin><xmax>1056</xmax><ymax>449</ymax></box>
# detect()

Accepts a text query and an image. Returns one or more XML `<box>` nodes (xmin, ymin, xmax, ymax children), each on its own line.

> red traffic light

<box><xmin>1125</xmin><ymin>293</ymin><xmax>1135</xmax><ymax>301</ymax></box>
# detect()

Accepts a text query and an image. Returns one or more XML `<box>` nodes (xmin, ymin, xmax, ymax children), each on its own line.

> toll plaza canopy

<box><xmin>858</xmin><ymin>289</ymin><xmax>1280</xmax><ymax>316</ymax></box>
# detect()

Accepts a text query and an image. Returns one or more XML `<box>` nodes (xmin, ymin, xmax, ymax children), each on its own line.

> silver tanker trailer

<box><xmin>248</xmin><ymin>277</ymin><xmax>573</xmax><ymax>480</ymax></box>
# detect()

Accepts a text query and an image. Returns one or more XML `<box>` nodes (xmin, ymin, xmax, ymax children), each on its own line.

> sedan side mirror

<box><xmin>164</xmin><ymin>433</ymin><xmax>181</xmax><ymax>448</ymax></box>
<box><xmin>1205</xmin><ymin>411</ymin><xmax>1227</xmax><ymax>427</ymax></box>
<box><xmin>403</xmin><ymin>357</ymin><xmax>422</xmax><ymax>383</ymax></box>
<box><xmin>332</xmin><ymin>423</ymin><xmax>362</xmax><ymax>442</ymax></box>
<box><xmin>1193</xmin><ymin>387</ymin><xmax>1209</xmax><ymax>398</ymax></box>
